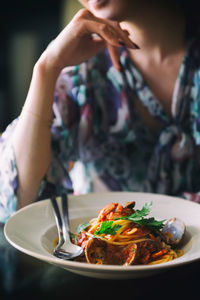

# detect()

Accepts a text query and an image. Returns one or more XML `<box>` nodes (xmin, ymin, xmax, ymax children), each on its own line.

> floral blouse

<box><xmin>1</xmin><ymin>37</ymin><xmax>200</xmax><ymax>223</ymax></box>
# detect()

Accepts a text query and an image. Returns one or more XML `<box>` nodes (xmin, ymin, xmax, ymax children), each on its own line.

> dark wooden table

<box><xmin>0</xmin><ymin>223</ymin><xmax>200</xmax><ymax>299</ymax></box>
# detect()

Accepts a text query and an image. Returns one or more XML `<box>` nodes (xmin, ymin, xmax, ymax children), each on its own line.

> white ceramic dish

<box><xmin>4</xmin><ymin>192</ymin><xmax>200</xmax><ymax>279</ymax></box>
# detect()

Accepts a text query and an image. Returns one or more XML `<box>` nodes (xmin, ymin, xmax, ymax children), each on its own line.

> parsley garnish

<box><xmin>131</xmin><ymin>217</ymin><xmax>165</xmax><ymax>229</ymax></box>
<box><xmin>76</xmin><ymin>222</ymin><xmax>90</xmax><ymax>235</ymax></box>
<box><xmin>74</xmin><ymin>222</ymin><xmax>90</xmax><ymax>244</ymax></box>
<box><xmin>94</xmin><ymin>221</ymin><xmax>122</xmax><ymax>236</ymax></box>
<box><xmin>116</xmin><ymin>202</ymin><xmax>165</xmax><ymax>230</ymax></box>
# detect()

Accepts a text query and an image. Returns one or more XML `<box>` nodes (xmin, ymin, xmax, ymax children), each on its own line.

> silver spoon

<box><xmin>50</xmin><ymin>194</ymin><xmax>83</xmax><ymax>260</ymax></box>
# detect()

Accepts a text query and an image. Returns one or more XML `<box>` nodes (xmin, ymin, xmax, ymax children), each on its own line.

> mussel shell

<box><xmin>161</xmin><ymin>217</ymin><xmax>185</xmax><ymax>245</ymax></box>
<box><xmin>85</xmin><ymin>238</ymin><xmax>137</xmax><ymax>265</ymax></box>
<box><xmin>124</xmin><ymin>201</ymin><xmax>135</xmax><ymax>209</ymax></box>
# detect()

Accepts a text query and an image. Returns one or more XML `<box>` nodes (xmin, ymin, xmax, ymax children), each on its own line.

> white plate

<box><xmin>4</xmin><ymin>192</ymin><xmax>200</xmax><ymax>279</ymax></box>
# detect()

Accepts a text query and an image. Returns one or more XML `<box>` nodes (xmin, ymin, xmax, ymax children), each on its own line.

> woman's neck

<box><xmin>120</xmin><ymin>1</ymin><xmax>186</xmax><ymax>62</ymax></box>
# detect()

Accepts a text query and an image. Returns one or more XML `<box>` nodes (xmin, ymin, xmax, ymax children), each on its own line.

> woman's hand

<box><xmin>42</xmin><ymin>9</ymin><xmax>138</xmax><ymax>72</ymax></box>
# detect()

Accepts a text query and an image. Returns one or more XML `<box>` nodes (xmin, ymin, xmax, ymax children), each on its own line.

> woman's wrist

<box><xmin>22</xmin><ymin>50</ymin><xmax>60</xmax><ymax>123</ymax></box>
<box><xmin>34</xmin><ymin>49</ymin><xmax>63</xmax><ymax>81</ymax></box>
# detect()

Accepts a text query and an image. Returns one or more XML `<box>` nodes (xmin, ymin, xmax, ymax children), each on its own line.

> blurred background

<box><xmin>0</xmin><ymin>0</ymin><xmax>82</xmax><ymax>132</ymax></box>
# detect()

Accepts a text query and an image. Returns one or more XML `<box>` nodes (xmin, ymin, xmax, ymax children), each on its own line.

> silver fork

<box><xmin>50</xmin><ymin>193</ymin><xmax>83</xmax><ymax>260</ymax></box>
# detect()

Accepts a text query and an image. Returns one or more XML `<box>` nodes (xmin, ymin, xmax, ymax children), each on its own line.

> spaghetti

<box><xmin>73</xmin><ymin>202</ymin><xmax>184</xmax><ymax>265</ymax></box>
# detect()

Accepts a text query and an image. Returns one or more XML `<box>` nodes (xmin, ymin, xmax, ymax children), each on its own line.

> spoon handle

<box><xmin>61</xmin><ymin>193</ymin><xmax>70</xmax><ymax>241</ymax></box>
<box><xmin>50</xmin><ymin>196</ymin><xmax>64</xmax><ymax>243</ymax></box>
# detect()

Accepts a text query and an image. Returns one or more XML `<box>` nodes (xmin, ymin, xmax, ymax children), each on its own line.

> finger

<box><xmin>116</xmin><ymin>23</ymin><xmax>140</xmax><ymax>49</ymax></box>
<box><xmin>85</xmin><ymin>20</ymin><xmax>122</xmax><ymax>48</ymax></box>
<box><xmin>98</xmin><ymin>19</ymin><xmax>140</xmax><ymax>49</ymax></box>
<box><xmin>74</xmin><ymin>10</ymin><xmax>139</xmax><ymax>50</ymax></box>
<box><xmin>107</xmin><ymin>44</ymin><xmax>121</xmax><ymax>72</ymax></box>
<box><xmin>90</xmin><ymin>35</ymin><xmax>107</xmax><ymax>53</ymax></box>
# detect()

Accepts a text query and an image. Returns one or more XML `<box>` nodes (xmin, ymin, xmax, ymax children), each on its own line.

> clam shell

<box><xmin>85</xmin><ymin>238</ymin><xmax>137</xmax><ymax>265</ymax></box>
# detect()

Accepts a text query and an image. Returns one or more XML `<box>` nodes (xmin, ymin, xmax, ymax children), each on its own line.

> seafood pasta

<box><xmin>72</xmin><ymin>202</ymin><xmax>184</xmax><ymax>265</ymax></box>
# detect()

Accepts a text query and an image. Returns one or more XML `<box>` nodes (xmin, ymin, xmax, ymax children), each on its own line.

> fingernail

<box><xmin>131</xmin><ymin>42</ymin><xmax>140</xmax><ymax>49</ymax></box>
<box><xmin>119</xmin><ymin>41</ymin><xmax>125</xmax><ymax>46</ymax></box>
<box><xmin>133</xmin><ymin>43</ymin><xmax>140</xmax><ymax>49</ymax></box>
<box><xmin>119</xmin><ymin>40</ymin><xmax>140</xmax><ymax>50</ymax></box>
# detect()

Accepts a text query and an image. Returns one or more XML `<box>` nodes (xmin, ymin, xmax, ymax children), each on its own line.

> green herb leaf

<box><xmin>127</xmin><ymin>202</ymin><xmax>152</xmax><ymax>221</ymax></box>
<box><xmin>76</xmin><ymin>222</ymin><xmax>90</xmax><ymax>235</ymax></box>
<box><xmin>133</xmin><ymin>217</ymin><xmax>165</xmax><ymax>230</ymax></box>
<box><xmin>94</xmin><ymin>221</ymin><xmax>122</xmax><ymax>236</ymax></box>
<box><xmin>116</xmin><ymin>202</ymin><xmax>152</xmax><ymax>222</ymax></box>
<box><xmin>70</xmin><ymin>232</ymin><xmax>75</xmax><ymax>240</ymax></box>
<box><xmin>115</xmin><ymin>202</ymin><xmax>165</xmax><ymax>230</ymax></box>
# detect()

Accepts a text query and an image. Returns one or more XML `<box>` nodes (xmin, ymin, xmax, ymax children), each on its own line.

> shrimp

<box><xmin>97</xmin><ymin>203</ymin><xmax>118</xmax><ymax>222</ymax></box>
<box><xmin>97</xmin><ymin>202</ymin><xmax>135</xmax><ymax>221</ymax></box>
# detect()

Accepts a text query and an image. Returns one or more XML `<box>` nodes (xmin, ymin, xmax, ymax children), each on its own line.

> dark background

<box><xmin>0</xmin><ymin>0</ymin><xmax>64</xmax><ymax>131</ymax></box>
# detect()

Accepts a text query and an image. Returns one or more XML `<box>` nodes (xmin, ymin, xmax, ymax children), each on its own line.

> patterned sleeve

<box><xmin>0</xmin><ymin>50</ymin><xmax>111</xmax><ymax>222</ymax></box>
<box><xmin>38</xmin><ymin>66</ymin><xmax>83</xmax><ymax>199</ymax></box>
<box><xmin>0</xmin><ymin>120</ymin><xmax>18</xmax><ymax>223</ymax></box>
<box><xmin>38</xmin><ymin>57</ymin><xmax>110</xmax><ymax>199</ymax></box>
<box><xmin>0</xmin><ymin>64</ymin><xmax>87</xmax><ymax>222</ymax></box>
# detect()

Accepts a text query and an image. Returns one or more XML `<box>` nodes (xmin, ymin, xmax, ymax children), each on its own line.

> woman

<box><xmin>0</xmin><ymin>0</ymin><xmax>200</xmax><ymax>223</ymax></box>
